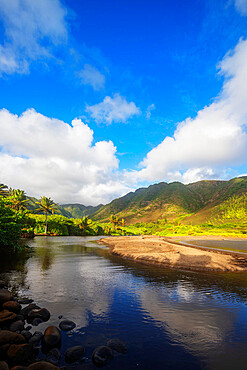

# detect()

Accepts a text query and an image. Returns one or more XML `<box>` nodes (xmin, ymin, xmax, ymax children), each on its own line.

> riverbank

<box><xmin>98</xmin><ymin>235</ymin><xmax>247</xmax><ymax>272</ymax></box>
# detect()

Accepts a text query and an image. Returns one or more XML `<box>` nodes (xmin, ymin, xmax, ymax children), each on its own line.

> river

<box><xmin>1</xmin><ymin>236</ymin><xmax>247</xmax><ymax>369</ymax></box>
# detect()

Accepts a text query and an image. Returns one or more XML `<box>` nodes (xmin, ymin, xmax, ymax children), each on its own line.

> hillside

<box><xmin>91</xmin><ymin>177</ymin><xmax>247</xmax><ymax>224</ymax></box>
<box><xmin>60</xmin><ymin>203</ymin><xmax>103</xmax><ymax>218</ymax></box>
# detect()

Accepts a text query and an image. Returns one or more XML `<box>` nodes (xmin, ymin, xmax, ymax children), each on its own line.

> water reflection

<box><xmin>1</xmin><ymin>237</ymin><xmax>247</xmax><ymax>369</ymax></box>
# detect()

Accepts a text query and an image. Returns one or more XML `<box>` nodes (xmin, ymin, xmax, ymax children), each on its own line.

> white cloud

<box><xmin>146</xmin><ymin>103</ymin><xmax>155</xmax><ymax>119</ymax></box>
<box><xmin>78</xmin><ymin>64</ymin><xmax>105</xmax><ymax>90</ymax></box>
<box><xmin>86</xmin><ymin>93</ymin><xmax>141</xmax><ymax>125</ymax></box>
<box><xmin>0</xmin><ymin>108</ymin><xmax>134</xmax><ymax>205</ymax></box>
<box><xmin>235</xmin><ymin>0</ymin><xmax>247</xmax><ymax>15</ymax></box>
<box><xmin>131</xmin><ymin>38</ymin><xmax>247</xmax><ymax>184</ymax></box>
<box><xmin>0</xmin><ymin>0</ymin><xmax>68</xmax><ymax>75</ymax></box>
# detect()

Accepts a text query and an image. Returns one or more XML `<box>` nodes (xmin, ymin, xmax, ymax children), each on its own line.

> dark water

<box><xmin>2</xmin><ymin>236</ymin><xmax>247</xmax><ymax>369</ymax></box>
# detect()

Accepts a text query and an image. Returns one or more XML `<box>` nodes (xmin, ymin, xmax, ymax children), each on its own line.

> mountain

<box><xmin>91</xmin><ymin>177</ymin><xmax>247</xmax><ymax>224</ymax></box>
<box><xmin>28</xmin><ymin>198</ymin><xmax>102</xmax><ymax>219</ymax></box>
<box><xmin>60</xmin><ymin>203</ymin><xmax>103</xmax><ymax>219</ymax></box>
<box><xmin>27</xmin><ymin>197</ymin><xmax>73</xmax><ymax>218</ymax></box>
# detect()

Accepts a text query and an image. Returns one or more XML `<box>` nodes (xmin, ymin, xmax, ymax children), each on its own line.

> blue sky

<box><xmin>0</xmin><ymin>0</ymin><xmax>247</xmax><ymax>205</ymax></box>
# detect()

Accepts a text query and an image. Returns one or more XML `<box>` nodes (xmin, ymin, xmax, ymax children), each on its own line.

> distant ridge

<box><xmin>90</xmin><ymin>177</ymin><xmax>247</xmax><ymax>224</ymax></box>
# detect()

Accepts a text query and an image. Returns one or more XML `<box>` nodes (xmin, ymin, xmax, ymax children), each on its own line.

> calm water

<box><xmin>2</xmin><ymin>236</ymin><xmax>247</xmax><ymax>369</ymax></box>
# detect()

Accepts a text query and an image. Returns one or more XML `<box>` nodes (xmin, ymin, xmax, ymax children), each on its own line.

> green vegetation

<box><xmin>1</xmin><ymin>177</ymin><xmax>247</xmax><ymax>251</ymax></box>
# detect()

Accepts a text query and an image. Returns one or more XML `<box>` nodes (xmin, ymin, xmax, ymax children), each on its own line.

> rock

<box><xmin>92</xmin><ymin>346</ymin><xmax>113</xmax><ymax>367</ymax></box>
<box><xmin>25</xmin><ymin>326</ymin><xmax>32</xmax><ymax>331</ymax></box>
<box><xmin>17</xmin><ymin>299</ymin><xmax>33</xmax><ymax>305</ymax></box>
<box><xmin>29</xmin><ymin>332</ymin><xmax>43</xmax><ymax>346</ymax></box>
<box><xmin>10</xmin><ymin>367</ymin><xmax>27</xmax><ymax>370</ymax></box>
<box><xmin>20</xmin><ymin>304</ymin><xmax>40</xmax><ymax>319</ymax></box>
<box><xmin>2</xmin><ymin>301</ymin><xmax>21</xmax><ymax>314</ymax></box>
<box><xmin>27</xmin><ymin>362</ymin><xmax>59</xmax><ymax>369</ymax></box>
<box><xmin>15</xmin><ymin>315</ymin><xmax>24</xmax><ymax>322</ymax></box>
<box><xmin>0</xmin><ymin>289</ymin><xmax>12</xmax><ymax>303</ymax></box>
<box><xmin>0</xmin><ymin>281</ymin><xmax>5</xmax><ymax>288</ymax></box>
<box><xmin>59</xmin><ymin>320</ymin><xmax>76</xmax><ymax>331</ymax></box>
<box><xmin>0</xmin><ymin>343</ymin><xmax>10</xmax><ymax>359</ymax></box>
<box><xmin>9</xmin><ymin>321</ymin><xmax>25</xmax><ymax>332</ymax></box>
<box><xmin>7</xmin><ymin>344</ymin><xmax>35</xmax><ymax>364</ymax></box>
<box><xmin>65</xmin><ymin>345</ymin><xmax>84</xmax><ymax>364</ymax></box>
<box><xmin>58</xmin><ymin>316</ymin><xmax>62</xmax><ymax>320</ymax></box>
<box><xmin>28</xmin><ymin>309</ymin><xmax>50</xmax><ymax>323</ymax></box>
<box><xmin>20</xmin><ymin>331</ymin><xmax>32</xmax><ymax>341</ymax></box>
<box><xmin>106</xmin><ymin>338</ymin><xmax>127</xmax><ymax>354</ymax></box>
<box><xmin>0</xmin><ymin>361</ymin><xmax>9</xmax><ymax>370</ymax></box>
<box><xmin>32</xmin><ymin>318</ymin><xmax>43</xmax><ymax>327</ymax></box>
<box><xmin>45</xmin><ymin>348</ymin><xmax>61</xmax><ymax>365</ymax></box>
<box><xmin>42</xmin><ymin>327</ymin><xmax>61</xmax><ymax>348</ymax></box>
<box><xmin>0</xmin><ymin>311</ymin><xmax>17</xmax><ymax>327</ymax></box>
<box><xmin>0</xmin><ymin>331</ymin><xmax>25</xmax><ymax>346</ymax></box>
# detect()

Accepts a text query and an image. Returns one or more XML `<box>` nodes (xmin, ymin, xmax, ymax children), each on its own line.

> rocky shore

<box><xmin>98</xmin><ymin>235</ymin><xmax>247</xmax><ymax>272</ymax></box>
<box><xmin>0</xmin><ymin>282</ymin><xmax>126</xmax><ymax>369</ymax></box>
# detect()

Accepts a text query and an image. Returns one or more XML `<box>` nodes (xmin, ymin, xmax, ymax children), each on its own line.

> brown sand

<box><xmin>98</xmin><ymin>235</ymin><xmax>247</xmax><ymax>272</ymax></box>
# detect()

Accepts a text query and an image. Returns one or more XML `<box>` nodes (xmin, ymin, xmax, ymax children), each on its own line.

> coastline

<box><xmin>98</xmin><ymin>235</ymin><xmax>247</xmax><ymax>272</ymax></box>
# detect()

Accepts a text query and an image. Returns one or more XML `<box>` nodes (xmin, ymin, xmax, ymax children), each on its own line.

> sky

<box><xmin>0</xmin><ymin>0</ymin><xmax>247</xmax><ymax>205</ymax></box>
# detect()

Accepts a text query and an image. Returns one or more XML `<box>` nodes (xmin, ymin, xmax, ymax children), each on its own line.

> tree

<box><xmin>0</xmin><ymin>184</ymin><xmax>9</xmax><ymax>197</ymax></box>
<box><xmin>78</xmin><ymin>216</ymin><xmax>89</xmax><ymax>234</ymax></box>
<box><xmin>9</xmin><ymin>189</ymin><xmax>29</xmax><ymax>211</ymax></box>
<box><xmin>35</xmin><ymin>196</ymin><xmax>57</xmax><ymax>234</ymax></box>
<box><xmin>109</xmin><ymin>214</ymin><xmax>119</xmax><ymax>229</ymax></box>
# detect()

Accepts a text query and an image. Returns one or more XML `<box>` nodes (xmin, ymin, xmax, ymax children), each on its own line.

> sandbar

<box><xmin>98</xmin><ymin>235</ymin><xmax>247</xmax><ymax>272</ymax></box>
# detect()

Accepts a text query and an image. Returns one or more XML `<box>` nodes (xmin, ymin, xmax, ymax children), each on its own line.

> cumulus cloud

<box><xmin>0</xmin><ymin>108</ymin><xmax>134</xmax><ymax>205</ymax></box>
<box><xmin>86</xmin><ymin>93</ymin><xmax>141</xmax><ymax>125</ymax></box>
<box><xmin>235</xmin><ymin>0</ymin><xmax>247</xmax><ymax>15</ymax></box>
<box><xmin>78</xmin><ymin>64</ymin><xmax>105</xmax><ymax>90</ymax></box>
<box><xmin>146</xmin><ymin>104</ymin><xmax>155</xmax><ymax>119</ymax></box>
<box><xmin>131</xmin><ymin>38</ymin><xmax>247</xmax><ymax>184</ymax></box>
<box><xmin>0</xmin><ymin>0</ymin><xmax>68</xmax><ymax>75</ymax></box>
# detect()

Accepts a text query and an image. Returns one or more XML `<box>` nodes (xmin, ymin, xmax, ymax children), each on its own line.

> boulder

<box><xmin>20</xmin><ymin>331</ymin><xmax>32</xmax><ymax>341</ymax></box>
<box><xmin>0</xmin><ymin>361</ymin><xmax>9</xmax><ymax>370</ymax></box>
<box><xmin>107</xmin><ymin>338</ymin><xmax>127</xmax><ymax>354</ymax></box>
<box><xmin>0</xmin><ymin>281</ymin><xmax>5</xmax><ymax>288</ymax></box>
<box><xmin>32</xmin><ymin>318</ymin><xmax>43</xmax><ymax>327</ymax></box>
<box><xmin>28</xmin><ymin>309</ymin><xmax>50</xmax><ymax>322</ymax></box>
<box><xmin>10</xmin><ymin>367</ymin><xmax>27</xmax><ymax>370</ymax></box>
<box><xmin>45</xmin><ymin>348</ymin><xmax>61</xmax><ymax>365</ymax></box>
<box><xmin>14</xmin><ymin>315</ymin><xmax>24</xmax><ymax>322</ymax></box>
<box><xmin>17</xmin><ymin>299</ymin><xmax>33</xmax><ymax>305</ymax></box>
<box><xmin>65</xmin><ymin>345</ymin><xmax>84</xmax><ymax>364</ymax></box>
<box><xmin>2</xmin><ymin>301</ymin><xmax>21</xmax><ymax>314</ymax></box>
<box><xmin>27</xmin><ymin>362</ymin><xmax>59</xmax><ymax>370</ymax></box>
<box><xmin>7</xmin><ymin>344</ymin><xmax>35</xmax><ymax>364</ymax></box>
<box><xmin>0</xmin><ymin>331</ymin><xmax>25</xmax><ymax>346</ymax></box>
<box><xmin>59</xmin><ymin>320</ymin><xmax>76</xmax><ymax>331</ymax></box>
<box><xmin>29</xmin><ymin>332</ymin><xmax>43</xmax><ymax>346</ymax></box>
<box><xmin>9</xmin><ymin>321</ymin><xmax>25</xmax><ymax>332</ymax></box>
<box><xmin>0</xmin><ymin>311</ymin><xmax>17</xmax><ymax>327</ymax></box>
<box><xmin>42</xmin><ymin>327</ymin><xmax>61</xmax><ymax>348</ymax></box>
<box><xmin>92</xmin><ymin>346</ymin><xmax>113</xmax><ymax>367</ymax></box>
<box><xmin>20</xmin><ymin>305</ymin><xmax>40</xmax><ymax>319</ymax></box>
<box><xmin>0</xmin><ymin>289</ymin><xmax>12</xmax><ymax>303</ymax></box>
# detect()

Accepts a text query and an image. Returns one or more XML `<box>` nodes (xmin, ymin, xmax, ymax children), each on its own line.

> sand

<box><xmin>98</xmin><ymin>235</ymin><xmax>247</xmax><ymax>272</ymax></box>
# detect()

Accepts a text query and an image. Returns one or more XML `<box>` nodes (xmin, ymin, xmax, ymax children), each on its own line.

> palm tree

<box><xmin>0</xmin><ymin>184</ymin><xmax>9</xmax><ymax>197</ymax></box>
<box><xmin>78</xmin><ymin>216</ymin><xmax>89</xmax><ymax>234</ymax></box>
<box><xmin>109</xmin><ymin>214</ymin><xmax>119</xmax><ymax>229</ymax></box>
<box><xmin>35</xmin><ymin>196</ymin><xmax>57</xmax><ymax>234</ymax></box>
<box><xmin>10</xmin><ymin>189</ymin><xmax>29</xmax><ymax>211</ymax></box>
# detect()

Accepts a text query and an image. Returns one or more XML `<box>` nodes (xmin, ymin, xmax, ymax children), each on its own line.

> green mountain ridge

<box><xmin>90</xmin><ymin>177</ymin><xmax>247</xmax><ymax>224</ymax></box>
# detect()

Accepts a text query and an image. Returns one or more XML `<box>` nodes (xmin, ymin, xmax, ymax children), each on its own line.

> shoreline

<box><xmin>98</xmin><ymin>235</ymin><xmax>247</xmax><ymax>272</ymax></box>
